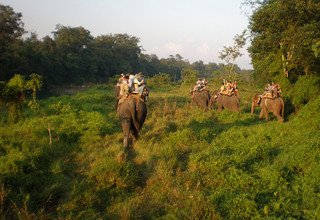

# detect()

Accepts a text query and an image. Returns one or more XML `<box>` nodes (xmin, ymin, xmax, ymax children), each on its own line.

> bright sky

<box><xmin>2</xmin><ymin>0</ymin><xmax>253</xmax><ymax>69</ymax></box>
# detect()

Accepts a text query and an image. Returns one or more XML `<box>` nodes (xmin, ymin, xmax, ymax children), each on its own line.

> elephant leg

<box><xmin>251</xmin><ymin>102</ymin><xmax>255</xmax><ymax>114</ymax></box>
<box><xmin>130</xmin><ymin>132</ymin><xmax>136</xmax><ymax>147</ymax></box>
<box><xmin>274</xmin><ymin>111</ymin><xmax>284</xmax><ymax>122</ymax></box>
<box><xmin>203</xmin><ymin>101</ymin><xmax>209</xmax><ymax>111</ymax></box>
<box><xmin>191</xmin><ymin>96</ymin><xmax>195</xmax><ymax>106</ymax></box>
<box><xmin>217</xmin><ymin>102</ymin><xmax>223</xmax><ymax>112</ymax></box>
<box><xmin>208</xmin><ymin>97</ymin><xmax>214</xmax><ymax>110</ymax></box>
<box><xmin>231</xmin><ymin>105</ymin><xmax>240</xmax><ymax>112</ymax></box>
<box><xmin>121</xmin><ymin>118</ymin><xmax>131</xmax><ymax>151</ymax></box>
<box><xmin>115</xmin><ymin>99</ymin><xmax>119</xmax><ymax>111</ymax></box>
<box><xmin>264</xmin><ymin>109</ymin><xmax>269</xmax><ymax>121</ymax></box>
<box><xmin>259</xmin><ymin>109</ymin><xmax>264</xmax><ymax>119</ymax></box>
<box><xmin>261</xmin><ymin>100</ymin><xmax>269</xmax><ymax>121</ymax></box>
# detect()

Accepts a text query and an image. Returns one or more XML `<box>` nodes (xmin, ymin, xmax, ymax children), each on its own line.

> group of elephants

<box><xmin>192</xmin><ymin>89</ymin><xmax>284</xmax><ymax>122</ymax></box>
<box><xmin>115</xmin><ymin>87</ymin><xmax>285</xmax><ymax>150</ymax></box>
<box><xmin>192</xmin><ymin>90</ymin><xmax>240</xmax><ymax>112</ymax></box>
<box><xmin>192</xmin><ymin>90</ymin><xmax>284</xmax><ymax>122</ymax></box>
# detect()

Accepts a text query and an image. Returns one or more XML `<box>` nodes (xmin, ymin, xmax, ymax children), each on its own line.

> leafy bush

<box><xmin>0</xmin><ymin>74</ymin><xmax>43</xmax><ymax>123</ymax></box>
<box><xmin>147</xmin><ymin>73</ymin><xmax>172</xmax><ymax>90</ymax></box>
<box><xmin>290</xmin><ymin>75</ymin><xmax>320</xmax><ymax>109</ymax></box>
<box><xmin>181</xmin><ymin>68</ymin><xmax>199</xmax><ymax>86</ymax></box>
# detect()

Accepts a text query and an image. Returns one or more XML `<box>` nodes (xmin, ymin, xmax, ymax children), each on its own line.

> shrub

<box><xmin>290</xmin><ymin>75</ymin><xmax>320</xmax><ymax>109</ymax></box>
<box><xmin>147</xmin><ymin>73</ymin><xmax>172</xmax><ymax>90</ymax></box>
<box><xmin>181</xmin><ymin>68</ymin><xmax>198</xmax><ymax>86</ymax></box>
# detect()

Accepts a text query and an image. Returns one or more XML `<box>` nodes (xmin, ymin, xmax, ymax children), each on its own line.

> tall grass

<box><xmin>0</xmin><ymin>80</ymin><xmax>319</xmax><ymax>219</ymax></box>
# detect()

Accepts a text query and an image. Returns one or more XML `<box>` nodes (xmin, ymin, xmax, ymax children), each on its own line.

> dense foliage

<box><xmin>0</xmin><ymin>74</ymin><xmax>42</xmax><ymax>123</ymax></box>
<box><xmin>0</xmin><ymin>4</ymin><xmax>243</xmax><ymax>88</ymax></box>
<box><xmin>247</xmin><ymin>0</ymin><xmax>320</xmax><ymax>81</ymax></box>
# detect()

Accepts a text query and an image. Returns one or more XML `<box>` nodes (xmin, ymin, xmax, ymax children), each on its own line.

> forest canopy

<box><xmin>0</xmin><ymin>4</ymin><xmax>243</xmax><ymax>87</ymax></box>
<box><xmin>246</xmin><ymin>0</ymin><xmax>320</xmax><ymax>81</ymax></box>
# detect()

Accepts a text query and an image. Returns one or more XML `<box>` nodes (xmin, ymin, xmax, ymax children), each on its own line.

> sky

<box><xmin>2</xmin><ymin>0</ymin><xmax>253</xmax><ymax>69</ymax></box>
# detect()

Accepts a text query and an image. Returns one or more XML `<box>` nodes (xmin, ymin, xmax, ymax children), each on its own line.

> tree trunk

<box><xmin>47</xmin><ymin>122</ymin><xmax>52</xmax><ymax>145</ymax></box>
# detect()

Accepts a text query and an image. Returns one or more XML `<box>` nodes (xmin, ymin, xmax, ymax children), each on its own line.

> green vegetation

<box><xmin>0</xmin><ymin>77</ymin><xmax>319</xmax><ymax>219</ymax></box>
<box><xmin>0</xmin><ymin>4</ymin><xmax>242</xmax><ymax>87</ymax></box>
<box><xmin>247</xmin><ymin>0</ymin><xmax>320</xmax><ymax>81</ymax></box>
<box><xmin>0</xmin><ymin>74</ymin><xmax>43</xmax><ymax>123</ymax></box>
<box><xmin>1</xmin><ymin>0</ymin><xmax>320</xmax><ymax>218</ymax></box>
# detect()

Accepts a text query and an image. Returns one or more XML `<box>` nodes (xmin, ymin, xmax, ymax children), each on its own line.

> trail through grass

<box><xmin>0</xmin><ymin>82</ymin><xmax>319</xmax><ymax>219</ymax></box>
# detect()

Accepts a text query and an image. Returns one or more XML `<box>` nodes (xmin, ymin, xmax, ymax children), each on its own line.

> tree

<box><xmin>0</xmin><ymin>5</ymin><xmax>24</xmax><ymax>41</ymax></box>
<box><xmin>205</xmin><ymin>62</ymin><xmax>219</xmax><ymax>75</ymax></box>
<box><xmin>159</xmin><ymin>54</ymin><xmax>189</xmax><ymax>81</ymax></box>
<box><xmin>0</xmin><ymin>74</ymin><xmax>42</xmax><ymax>123</ymax></box>
<box><xmin>110</xmin><ymin>34</ymin><xmax>142</xmax><ymax>74</ymax></box>
<box><xmin>139</xmin><ymin>53</ymin><xmax>161</xmax><ymax>76</ymax></box>
<box><xmin>92</xmin><ymin>33</ymin><xmax>142</xmax><ymax>79</ymax></box>
<box><xmin>0</xmin><ymin>4</ymin><xmax>25</xmax><ymax>80</ymax></box>
<box><xmin>246</xmin><ymin>0</ymin><xmax>320</xmax><ymax>81</ymax></box>
<box><xmin>53</xmin><ymin>25</ymin><xmax>95</xmax><ymax>84</ymax></box>
<box><xmin>18</xmin><ymin>32</ymin><xmax>46</xmax><ymax>75</ymax></box>
<box><xmin>181</xmin><ymin>68</ymin><xmax>198</xmax><ymax>86</ymax></box>
<box><xmin>191</xmin><ymin>60</ymin><xmax>206</xmax><ymax>75</ymax></box>
<box><xmin>219</xmin><ymin>30</ymin><xmax>247</xmax><ymax>79</ymax></box>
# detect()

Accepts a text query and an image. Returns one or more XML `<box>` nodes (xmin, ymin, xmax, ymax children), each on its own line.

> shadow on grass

<box><xmin>2</xmin><ymin>142</ymin><xmax>85</xmax><ymax>218</ymax></box>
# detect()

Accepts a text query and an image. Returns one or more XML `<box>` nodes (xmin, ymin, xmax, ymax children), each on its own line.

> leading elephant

<box><xmin>259</xmin><ymin>97</ymin><xmax>284</xmax><ymax>122</ymax></box>
<box><xmin>191</xmin><ymin>89</ymin><xmax>211</xmax><ymax>110</ymax></box>
<box><xmin>215</xmin><ymin>93</ymin><xmax>240</xmax><ymax>112</ymax></box>
<box><xmin>117</xmin><ymin>94</ymin><xmax>147</xmax><ymax>150</ymax></box>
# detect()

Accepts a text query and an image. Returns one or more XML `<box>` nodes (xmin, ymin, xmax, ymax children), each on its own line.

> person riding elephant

<box><xmin>134</xmin><ymin>72</ymin><xmax>146</xmax><ymax>95</ymax></box>
<box><xmin>191</xmin><ymin>89</ymin><xmax>211</xmax><ymax>110</ymax></box>
<box><xmin>117</xmin><ymin>94</ymin><xmax>147</xmax><ymax>151</ymax></box>
<box><xmin>259</xmin><ymin>96</ymin><xmax>285</xmax><ymax>122</ymax></box>
<box><xmin>215</xmin><ymin>93</ymin><xmax>240</xmax><ymax>112</ymax></box>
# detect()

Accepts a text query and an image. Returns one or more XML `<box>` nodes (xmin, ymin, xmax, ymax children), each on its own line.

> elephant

<box><xmin>191</xmin><ymin>89</ymin><xmax>211</xmax><ymax>110</ymax></box>
<box><xmin>259</xmin><ymin>97</ymin><xmax>285</xmax><ymax>122</ymax></box>
<box><xmin>117</xmin><ymin>94</ymin><xmax>147</xmax><ymax>150</ymax></box>
<box><xmin>214</xmin><ymin>93</ymin><xmax>240</xmax><ymax>112</ymax></box>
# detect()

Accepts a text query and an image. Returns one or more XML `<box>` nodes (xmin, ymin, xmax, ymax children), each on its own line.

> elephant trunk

<box><xmin>251</xmin><ymin>102</ymin><xmax>255</xmax><ymax>114</ymax></box>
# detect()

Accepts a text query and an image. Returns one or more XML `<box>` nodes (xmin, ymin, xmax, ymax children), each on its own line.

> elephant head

<box><xmin>208</xmin><ymin>90</ymin><xmax>219</xmax><ymax>109</ymax></box>
<box><xmin>117</xmin><ymin>94</ymin><xmax>147</xmax><ymax>150</ymax></box>
<box><xmin>251</xmin><ymin>94</ymin><xmax>261</xmax><ymax>114</ymax></box>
